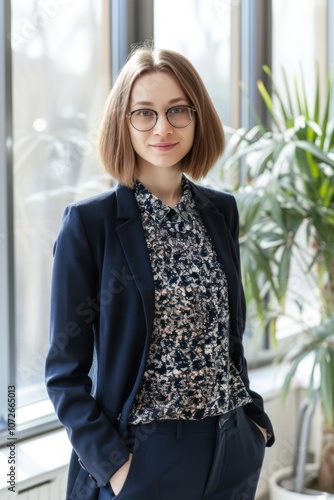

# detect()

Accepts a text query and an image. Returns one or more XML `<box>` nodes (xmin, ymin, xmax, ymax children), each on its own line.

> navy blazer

<box><xmin>45</xmin><ymin>180</ymin><xmax>274</xmax><ymax>500</ymax></box>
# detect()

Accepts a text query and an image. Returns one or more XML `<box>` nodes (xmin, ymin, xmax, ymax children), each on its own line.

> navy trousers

<box><xmin>98</xmin><ymin>406</ymin><xmax>266</xmax><ymax>500</ymax></box>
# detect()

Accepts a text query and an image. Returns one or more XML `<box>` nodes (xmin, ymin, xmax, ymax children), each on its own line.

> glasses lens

<box><xmin>130</xmin><ymin>110</ymin><xmax>156</xmax><ymax>131</ymax></box>
<box><xmin>167</xmin><ymin>106</ymin><xmax>194</xmax><ymax>128</ymax></box>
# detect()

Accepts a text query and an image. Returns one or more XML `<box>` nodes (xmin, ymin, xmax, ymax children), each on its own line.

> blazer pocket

<box><xmin>111</xmin><ymin>450</ymin><xmax>137</xmax><ymax>499</ymax></box>
<box><xmin>70</xmin><ymin>467</ymin><xmax>99</xmax><ymax>500</ymax></box>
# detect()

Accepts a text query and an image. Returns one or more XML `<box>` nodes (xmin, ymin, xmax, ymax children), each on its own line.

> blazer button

<box><xmin>88</xmin><ymin>474</ymin><xmax>98</xmax><ymax>484</ymax></box>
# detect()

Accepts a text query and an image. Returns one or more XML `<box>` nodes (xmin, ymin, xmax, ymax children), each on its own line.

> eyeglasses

<box><xmin>126</xmin><ymin>105</ymin><xmax>196</xmax><ymax>132</ymax></box>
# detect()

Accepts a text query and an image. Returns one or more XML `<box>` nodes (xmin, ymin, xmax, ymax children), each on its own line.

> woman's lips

<box><xmin>150</xmin><ymin>142</ymin><xmax>178</xmax><ymax>151</ymax></box>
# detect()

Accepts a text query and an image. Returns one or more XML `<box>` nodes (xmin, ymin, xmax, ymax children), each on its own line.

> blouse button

<box><xmin>166</xmin><ymin>208</ymin><xmax>176</xmax><ymax>219</ymax></box>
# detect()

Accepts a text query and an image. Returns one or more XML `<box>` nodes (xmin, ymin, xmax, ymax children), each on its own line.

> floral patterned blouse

<box><xmin>128</xmin><ymin>176</ymin><xmax>251</xmax><ymax>425</ymax></box>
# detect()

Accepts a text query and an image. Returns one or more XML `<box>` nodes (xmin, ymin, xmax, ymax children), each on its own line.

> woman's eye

<box><xmin>170</xmin><ymin>106</ymin><xmax>186</xmax><ymax>114</ymax></box>
<box><xmin>136</xmin><ymin>110</ymin><xmax>154</xmax><ymax>118</ymax></box>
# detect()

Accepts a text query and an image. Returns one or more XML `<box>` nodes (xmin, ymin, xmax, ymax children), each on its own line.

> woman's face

<box><xmin>127</xmin><ymin>71</ymin><xmax>195</xmax><ymax>174</ymax></box>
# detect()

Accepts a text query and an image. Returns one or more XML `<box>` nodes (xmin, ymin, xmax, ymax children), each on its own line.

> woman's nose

<box><xmin>152</xmin><ymin>114</ymin><xmax>174</xmax><ymax>136</ymax></box>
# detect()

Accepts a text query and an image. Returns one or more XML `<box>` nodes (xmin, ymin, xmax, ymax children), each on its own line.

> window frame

<box><xmin>239</xmin><ymin>0</ymin><xmax>272</xmax><ymax>129</ymax></box>
<box><xmin>0</xmin><ymin>0</ymin><xmax>15</xmax><ymax>442</ymax></box>
<box><xmin>110</xmin><ymin>0</ymin><xmax>153</xmax><ymax>83</ymax></box>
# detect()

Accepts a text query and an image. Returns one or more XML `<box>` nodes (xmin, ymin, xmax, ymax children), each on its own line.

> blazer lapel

<box><xmin>190</xmin><ymin>182</ymin><xmax>245</xmax><ymax>366</ymax></box>
<box><xmin>190</xmin><ymin>182</ymin><xmax>238</xmax><ymax>305</ymax></box>
<box><xmin>115</xmin><ymin>185</ymin><xmax>155</xmax><ymax>335</ymax></box>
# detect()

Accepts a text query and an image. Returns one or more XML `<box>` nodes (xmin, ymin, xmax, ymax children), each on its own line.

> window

<box><xmin>0</xmin><ymin>0</ymin><xmax>111</xmax><ymax>442</ymax></box>
<box><xmin>1</xmin><ymin>0</ymin><xmax>332</xmax><ymax>443</ymax></box>
<box><xmin>271</xmin><ymin>0</ymin><xmax>329</xmax><ymax>343</ymax></box>
<box><xmin>154</xmin><ymin>0</ymin><xmax>236</xmax><ymax>127</ymax></box>
<box><xmin>154</xmin><ymin>0</ymin><xmax>240</xmax><ymax>189</ymax></box>
<box><xmin>272</xmin><ymin>0</ymin><xmax>328</xmax><ymax>106</ymax></box>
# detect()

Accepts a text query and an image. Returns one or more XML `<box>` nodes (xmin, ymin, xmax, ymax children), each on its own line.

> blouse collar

<box><xmin>134</xmin><ymin>175</ymin><xmax>196</xmax><ymax>225</ymax></box>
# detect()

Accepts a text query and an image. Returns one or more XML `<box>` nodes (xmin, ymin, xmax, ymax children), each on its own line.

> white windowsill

<box><xmin>0</xmin><ymin>429</ymin><xmax>72</xmax><ymax>491</ymax></box>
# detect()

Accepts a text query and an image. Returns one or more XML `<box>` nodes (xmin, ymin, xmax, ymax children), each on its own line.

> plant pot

<box><xmin>269</xmin><ymin>465</ymin><xmax>334</xmax><ymax>499</ymax></box>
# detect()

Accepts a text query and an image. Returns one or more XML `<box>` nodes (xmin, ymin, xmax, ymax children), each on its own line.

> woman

<box><xmin>45</xmin><ymin>46</ymin><xmax>274</xmax><ymax>500</ymax></box>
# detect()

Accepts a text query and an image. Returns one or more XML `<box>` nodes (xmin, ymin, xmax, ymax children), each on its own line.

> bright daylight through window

<box><xmin>0</xmin><ymin>0</ymin><xmax>111</xmax><ymax>439</ymax></box>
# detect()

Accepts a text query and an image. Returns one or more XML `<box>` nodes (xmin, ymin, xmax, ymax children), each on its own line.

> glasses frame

<box><xmin>126</xmin><ymin>105</ymin><xmax>196</xmax><ymax>132</ymax></box>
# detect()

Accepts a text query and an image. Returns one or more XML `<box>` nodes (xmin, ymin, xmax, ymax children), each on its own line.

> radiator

<box><xmin>0</xmin><ymin>429</ymin><xmax>70</xmax><ymax>500</ymax></box>
<box><xmin>0</xmin><ymin>467</ymin><xmax>67</xmax><ymax>500</ymax></box>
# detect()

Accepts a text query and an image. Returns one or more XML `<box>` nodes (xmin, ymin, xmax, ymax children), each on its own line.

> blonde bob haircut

<box><xmin>98</xmin><ymin>46</ymin><xmax>225</xmax><ymax>188</ymax></box>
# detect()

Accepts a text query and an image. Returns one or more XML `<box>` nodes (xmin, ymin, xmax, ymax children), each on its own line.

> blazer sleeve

<box><xmin>230</xmin><ymin>197</ymin><xmax>275</xmax><ymax>447</ymax></box>
<box><xmin>45</xmin><ymin>204</ymin><xmax>129</xmax><ymax>487</ymax></box>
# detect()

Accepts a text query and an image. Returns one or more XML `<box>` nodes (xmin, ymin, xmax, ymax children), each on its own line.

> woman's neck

<box><xmin>135</xmin><ymin>166</ymin><xmax>183</xmax><ymax>207</ymax></box>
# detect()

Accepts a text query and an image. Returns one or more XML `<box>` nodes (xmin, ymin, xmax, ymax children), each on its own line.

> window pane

<box><xmin>154</xmin><ymin>0</ymin><xmax>238</xmax><ymax>187</ymax></box>
<box><xmin>154</xmin><ymin>0</ymin><xmax>234</xmax><ymax>126</ymax></box>
<box><xmin>11</xmin><ymin>0</ymin><xmax>111</xmax><ymax>410</ymax></box>
<box><xmin>272</xmin><ymin>0</ymin><xmax>328</xmax><ymax>102</ymax></box>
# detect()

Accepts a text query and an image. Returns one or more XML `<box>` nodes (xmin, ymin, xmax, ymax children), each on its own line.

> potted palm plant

<box><xmin>222</xmin><ymin>66</ymin><xmax>334</xmax><ymax>497</ymax></box>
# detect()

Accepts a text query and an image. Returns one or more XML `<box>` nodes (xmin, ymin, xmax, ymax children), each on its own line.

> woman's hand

<box><xmin>251</xmin><ymin>420</ymin><xmax>268</xmax><ymax>443</ymax></box>
<box><xmin>109</xmin><ymin>453</ymin><xmax>133</xmax><ymax>496</ymax></box>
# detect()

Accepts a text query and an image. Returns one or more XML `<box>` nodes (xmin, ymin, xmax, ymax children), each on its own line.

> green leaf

<box><xmin>281</xmin><ymin>350</ymin><xmax>312</xmax><ymax>403</ymax></box>
<box><xmin>313</xmin><ymin>64</ymin><xmax>320</xmax><ymax>123</ymax></box>
<box><xmin>295</xmin><ymin>140</ymin><xmax>334</xmax><ymax>168</ymax></box>
<box><xmin>320</xmin><ymin>73</ymin><xmax>333</xmax><ymax>150</ymax></box>
<box><xmin>257</xmin><ymin>80</ymin><xmax>282</xmax><ymax>131</ymax></box>
<box><xmin>328</xmin><ymin>122</ymin><xmax>334</xmax><ymax>150</ymax></box>
<box><xmin>281</xmin><ymin>66</ymin><xmax>295</xmax><ymax>119</ymax></box>
<box><xmin>300</xmin><ymin>64</ymin><xmax>310</xmax><ymax>120</ymax></box>
<box><xmin>305</xmin><ymin>120</ymin><xmax>322</xmax><ymax>137</ymax></box>
<box><xmin>278</xmin><ymin>246</ymin><xmax>292</xmax><ymax>306</ymax></box>
<box><xmin>294</xmin><ymin>77</ymin><xmax>304</xmax><ymax>115</ymax></box>
<box><xmin>319</xmin><ymin>178</ymin><xmax>334</xmax><ymax>207</ymax></box>
<box><xmin>263</xmin><ymin>64</ymin><xmax>293</xmax><ymax>127</ymax></box>
<box><xmin>319</xmin><ymin>346</ymin><xmax>334</xmax><ymax>428</ymax></box>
